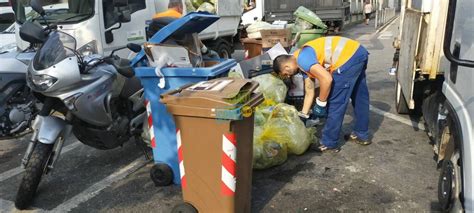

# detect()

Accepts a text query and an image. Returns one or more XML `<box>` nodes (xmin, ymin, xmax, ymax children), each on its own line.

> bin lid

<box><xmin>161</xmin><ymin>78</ymin><xmax>264</xmax><ymax>120</ymax></box>
<box><xmin>293</xmin><ymin>6</ymin><xmax>328</xmax><ymax>30</ymax></box>
<box><xmin>149</xmin><ymin>12</ymin><xmax>219</xmax><ymax>43</ymax></box>
<box><xmin>131</xmin><ymin>12</ymin><xmax>219</xmax><ymax>66</ymax></box>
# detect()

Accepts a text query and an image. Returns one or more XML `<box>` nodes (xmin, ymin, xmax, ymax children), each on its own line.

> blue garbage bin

<box><xmin>132</xmin><ymin>13</ymin><xmax>237</xmax><ymax>186</ymax></box>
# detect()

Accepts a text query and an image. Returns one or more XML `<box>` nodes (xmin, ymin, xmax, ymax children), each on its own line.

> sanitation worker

<box><xmin>273</xmin><ymin>36</ymin><xmax>371</xmax><ymax>152</ymax></box>
<box><xmin>153</xmin><ymin>0</ymin><xmax>183</xmax><ymax>19</ymax></box>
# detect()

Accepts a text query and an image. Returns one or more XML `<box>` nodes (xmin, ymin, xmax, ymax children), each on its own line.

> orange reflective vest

<box><xmin>153</xmin><ymin>9</ymin><xmax>182</xmax><ymax>19</ymax></box>
<box><xmin>295</xmin><ymin>36</ymin><xmax>361</xmax><ymax>73</ymax></box>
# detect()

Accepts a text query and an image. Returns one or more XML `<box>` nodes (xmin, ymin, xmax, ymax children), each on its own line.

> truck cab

<box><xmin>395</xmin><ymin>0</ymin><xmax>474</xmax><ymax>211</ymax></box>
<box><xmin>11</xmin><ymin>0</ymin><xmax>165</xmax><ymax>57</ymax></box>
<box><xmin>9</xmin><ymin>0</ymin><xmax>242</xmax><ymax>58</ymax></box>
<box><xmin>437</xmin><ymin>0</ymin><xmax>474</xmax><ymax>211</ymax></box>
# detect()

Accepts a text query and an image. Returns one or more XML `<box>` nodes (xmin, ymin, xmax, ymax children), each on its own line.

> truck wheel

<box><xmin>216</xmin><ymin>43</ymin><xmax>231</xmax><ymax>59</ymax></box>
<box><xmin>172</xmin><ymin>202</ymin><xmax>198</xmax><ymax>213</ymax></box>
<box><xmin>150</xmin><ymin>163</ymin><xmax>173</xmax><ymax>186</ymax></box>
<box><xmin>438</xmin><ymin>115</ymin><xmax>464</xmax><ymax>212</ymax></box>
<box><xmin>395</xmin><ymin>79</ymin><xmax>409</xmax><ymax>114</ymax></box>
<box><xmin>438</xmin><ymin>143</ymin><xmax>463</xmax><ymax>211</ymax></box>
<box><xmin>15</xmin><ymin>143</ymin><xmax>53</xmax><ymax>210</ymax></box>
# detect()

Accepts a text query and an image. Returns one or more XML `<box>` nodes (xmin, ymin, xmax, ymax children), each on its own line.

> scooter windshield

<box><xmin>34</xmin><ymin>31</ymin><xmax>76</xmax><ymax>70</ymax></box>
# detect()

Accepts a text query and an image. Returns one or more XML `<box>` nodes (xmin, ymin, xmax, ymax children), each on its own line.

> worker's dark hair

<box><xmin>273</xmin><ymin>54</ymin><xmax>293</xmax><ymax>74</ymax></box>
<box><xmin>169</xmin><ymin>0</ymin><xmax>183</xmax><ymax>8</ymax></box>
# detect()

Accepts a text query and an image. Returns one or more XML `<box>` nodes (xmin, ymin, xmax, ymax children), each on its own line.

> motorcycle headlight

<box><xmin>77</xmin><ymin>40</ymin><xmax>98</xmax><ymax>56</ymax></box>
<box><xmin>27</xmin><ymin>73</ymin><xmax>58</xmax><ymax>91</ymax></box>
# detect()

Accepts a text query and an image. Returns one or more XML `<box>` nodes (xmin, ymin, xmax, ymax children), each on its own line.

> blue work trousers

<box><xmin>321</xmin><ymin>48</ymin><xmax>370</xmax><ymax>148</ymax></box>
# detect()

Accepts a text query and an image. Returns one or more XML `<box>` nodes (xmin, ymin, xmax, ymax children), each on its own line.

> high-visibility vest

<box><xmin>295</xmin><ymin>36</ymin><xmax>361</xmax><ymax>73</ymax></box>
<box><xmin>153</xmin><ymin>9</ymin><xmax>182</xmax><ymax>19</ymax></box>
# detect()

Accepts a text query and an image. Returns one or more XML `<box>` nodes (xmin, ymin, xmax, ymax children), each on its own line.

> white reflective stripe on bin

<box><xmin>177</xmin><ymin>129</ymin><xmax>186</xmax><ymax>188</ymax></box>
<box><xmin>145</xmin><ymin>100</ymin><xmax>156</xmax><ymax>148</ymax></box>
<box><xmin>221</xmin><ymin>133</ymin><xmax>237</xmax><ymax>196</ymax></box>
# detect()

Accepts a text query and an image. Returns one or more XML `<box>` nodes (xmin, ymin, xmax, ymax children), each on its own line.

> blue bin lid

<box><xmin>149</xmin><ymin>12</ymin><xmax>219</xmax><ymax>43</ymax></box>
<box><xmin>131</xmin><ymin>12</ymin><xmax>219</xmax><ymax>66</ymax></box>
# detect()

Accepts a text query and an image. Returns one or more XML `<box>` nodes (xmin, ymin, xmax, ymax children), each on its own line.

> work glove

<box><xmin>298</xmin><ymin>111</ymin><xmax>310</xmax><ymax>124</ymax></box>
<box><xmin>312</xmin><ymin>98</ymin><xmax>328</xmax><ymax>118</ymax></box>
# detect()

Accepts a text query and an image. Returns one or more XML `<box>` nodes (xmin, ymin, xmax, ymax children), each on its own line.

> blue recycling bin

<box><xmin>132</xmin><ymin>13</ymin><xmax>237</xmax><ymax>186</ymax></box>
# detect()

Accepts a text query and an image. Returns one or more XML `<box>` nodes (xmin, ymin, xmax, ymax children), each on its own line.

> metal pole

<box><xmin>376</xmin><ymin>0</ymin><xmax>381</xmax><ymax>28</ymax></box>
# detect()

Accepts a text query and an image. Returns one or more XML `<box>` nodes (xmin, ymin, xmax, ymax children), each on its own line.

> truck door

<box><xmin>443</xmin><ymin>0</ymin><xmax>474</xmax><ymax>210</ymax></box>
<box><xmin>100</xmin><ymin>0</ymin><xmax>151</xmax><ymax>56</ymax></box>
<box><xmin>397</xmin><ymin>4</ymin><xmax>423</xmax><ymax>110</ymax></box>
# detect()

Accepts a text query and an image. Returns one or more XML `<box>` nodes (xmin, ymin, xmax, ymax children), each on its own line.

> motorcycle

<box><xmin>14</xmin><ymin>0</ymin><xmax>147</xmax><ymax>209</ymax></box>
<box><xmin>0</xmin><ymin>48</ymin><xmax>38</xmax><ymax>139</ymax></box>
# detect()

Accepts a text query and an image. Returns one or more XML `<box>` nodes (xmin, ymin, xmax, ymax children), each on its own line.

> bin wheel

<box><xmin>172</xmin><ymin>202</ymin><xmax>198</xmax><ymax>213</ymax></box>
<box><xmin>150</xmin><ymin>163</ymin><xmax>173</xmax><ymax>186</ymax></box>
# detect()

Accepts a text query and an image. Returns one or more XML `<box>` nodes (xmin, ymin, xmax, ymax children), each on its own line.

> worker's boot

<box><xmin>344</xmin><ymin>133</ymin><xmax>371</xmax><ymax>145</ymax></box>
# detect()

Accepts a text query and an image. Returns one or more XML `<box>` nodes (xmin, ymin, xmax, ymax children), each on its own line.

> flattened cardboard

<box><xmin>161</xmin><ymin>78</ymin><xmax>260</xmax><ymax>109</ymax></box>
<box><xmin>260</xmin><ymin>29</ymin><xmax>292</xmax><ymax>48</ymax></box>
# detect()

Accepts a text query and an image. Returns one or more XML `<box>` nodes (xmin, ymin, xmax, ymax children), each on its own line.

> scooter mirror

<box><xmin>30</xmin><ymin>0</ymin><xmax>45</xmax><ymax>16</ymax></box>
<box><xmin>127</xmin><ymin>43</ymin><xmax>142</xmax><ymax>53</ymax></box>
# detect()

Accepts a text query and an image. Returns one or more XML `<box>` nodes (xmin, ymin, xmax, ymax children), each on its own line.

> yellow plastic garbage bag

<box><xmin>254</xmin><ymin>106</ymin><xmax>274</xmax><ymax>126</ymax></box>
<box><xmin>253</xmin><ymin>74</ymin><xmax>288</xmax><ymax>106</ymax></box>
<box><xmin>267</xmin><ymin>104</ymin><xmax>314</xmax><ymax>155</ymax></box>
<box><xmin>253</xmin><ymin>126</ymin><xmax>289</xmax><ymax>170</ymax></box>
<box><xmin>252</xmin><ymin>104</ymin><xmax>316</xmax><ymax>169</ymax></box>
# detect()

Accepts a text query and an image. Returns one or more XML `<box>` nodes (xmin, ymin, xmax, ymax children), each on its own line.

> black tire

<box><xmin>150</xmin><ymin>163</ymin><xmax>173</xmax><ymax>186</ymax></box>
<box><xmin>15</xmin><ymin>143</ymin><xmax>53</xmax><ymax>210</ymax></box>
<box><xmin>437</xmin><ymin>115</ymin><xmax>463</xmax><ymax>212</ymax></box>
<box><xmin>216</xmin><ymin>43</ymin><xmax>231</xmax><ymax>59</ymax></box>
<box><xmin>172</xmin><ymin>202</ymin><xmax>198</xmax><ymax>213</ymax></box>
<box><xmin>395</xmin><ymin>78</ymin><xmax>410</xmax><ymax>114</ymax></box>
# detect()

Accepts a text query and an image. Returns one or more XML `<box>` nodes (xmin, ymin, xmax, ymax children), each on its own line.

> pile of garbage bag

<box><xmin>186</xmin><ymin>0</ymin><xmax>217</xmax><ymax>13</ymax></box>
<box><xmin>227</xmin><ymin>66</ymin><xmax>316</xmax><ymax>169</ymax></box>
<box><xmin>252</xmin><ymin>74</ymin><xmax>288</xmax><ymax>106</ymax></box>
<box><xmin>253</xmin><ymin>104</ymin><xmax>316</xmax><ymax>169</ymax></box>
<box><xmin>246</xmin><ymin>21</ymin><xmax>276</xmax><ymax>39</ymax></box>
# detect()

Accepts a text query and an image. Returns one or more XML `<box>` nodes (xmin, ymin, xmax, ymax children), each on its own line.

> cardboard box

<box><xmin>241</xmin><ymin>38</ymin><xmax>263</xmax><ymax>59</ymax></box>
<box><xmin>260</xmin><ymin>29</ymin><xmax>292</xmax><ymax>48</ymax></box>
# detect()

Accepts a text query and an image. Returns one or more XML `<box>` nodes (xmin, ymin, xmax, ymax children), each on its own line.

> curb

<box><xmin>375</xmin><ymin>15</ymin><xmax>400</xmax><ymax>34</ymax></box>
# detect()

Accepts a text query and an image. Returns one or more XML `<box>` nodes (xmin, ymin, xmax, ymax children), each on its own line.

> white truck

<box><xmin>242</xmin><ymin>0</ymin><xmax>372</xmax><ymax>30</ymax></box>
<box><xmin>394</xmin><ymin>0</ymin><xmax>474</xmax><ymax>211</ymax></box>
<box><xmin>8</xmin><ymin>0</ymin><xmax>242</xmax><ymax>58</ymax></box>
<box><xmin>0</xmin><ymin>0</ymin><xmax>13</xmax><ymax>27</ymax></box>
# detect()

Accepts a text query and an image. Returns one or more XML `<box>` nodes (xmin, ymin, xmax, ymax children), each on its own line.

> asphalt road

<box><xmin>0</xmin><ymin>18</ymin><xmax>441</xmax><ymax>212</ymax></box>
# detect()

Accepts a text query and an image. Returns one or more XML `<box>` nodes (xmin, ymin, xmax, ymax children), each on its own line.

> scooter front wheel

<box><xmin>15</xmin><ymin>143</ymin><xmax>53</xmax><ymax>210</ymax></box>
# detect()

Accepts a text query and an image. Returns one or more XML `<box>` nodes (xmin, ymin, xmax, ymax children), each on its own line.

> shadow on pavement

<box><xmin>251</xmin><ymin>153</ymin><xmax>316</xmax><ymax>212</ymax></box>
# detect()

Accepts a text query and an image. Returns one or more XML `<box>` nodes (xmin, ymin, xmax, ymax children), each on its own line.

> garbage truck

<box><xmin>242</xmin><ymin>0</ymin><xmax>350</xmax><ymax>31</ymax></box>
<box><xmin>8</xmin><ymin>0</ymin><xmax>242</xmax><ymax>58</ymax></box>
<box><xmin>393</xmin><ymin>0</ymin><xmax>474</xmax><ymax>211</ymax></box>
